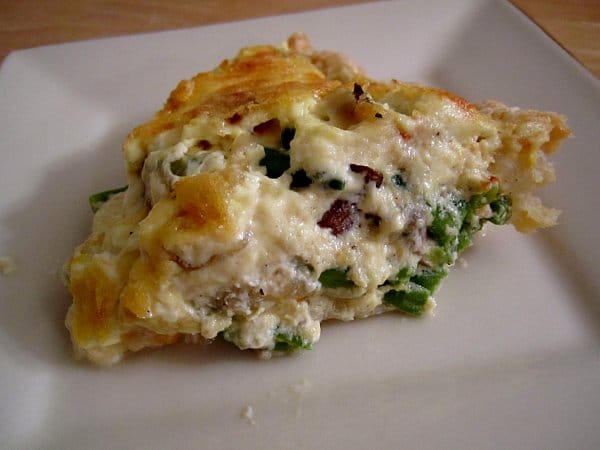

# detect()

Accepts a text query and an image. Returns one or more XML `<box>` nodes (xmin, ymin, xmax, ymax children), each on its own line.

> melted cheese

<box><xmin>64</xmin><ymin>33</ymin><xmax>569</xmax><ymax>364</ymax></box>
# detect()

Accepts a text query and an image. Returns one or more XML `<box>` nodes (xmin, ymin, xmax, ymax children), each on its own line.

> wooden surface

<box><xmin>1</xmin><ymin>0</ymin><xmax>598</xmax><ymax>78</ymax></box>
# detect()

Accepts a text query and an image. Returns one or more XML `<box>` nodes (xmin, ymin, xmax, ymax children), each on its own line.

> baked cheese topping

<box><xmin>64</xmin><ymin>33</ymin><xmax>570</xmax><ymax>364</ymax></box>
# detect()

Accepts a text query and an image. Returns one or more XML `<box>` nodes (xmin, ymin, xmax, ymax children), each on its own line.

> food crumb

<box><xmin>258</xmin><ymin>350</ymin><xmax>273</xmax><ymax>360</ymax></box>
<box><xmin>0</xmin><ymin>256</ymin><xmax>17</xmax><ymax>275</ymax></box>
<box><xmin>241</xmin><ymin>404</ymin><xmax>257</xmax><ymax>426</ymax></box>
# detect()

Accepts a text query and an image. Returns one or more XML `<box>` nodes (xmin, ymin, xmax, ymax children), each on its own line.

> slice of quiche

<box><xmin>64</xmin><ymin>33</ymin><xmax>570</xmax><ymax>365</ymax></box>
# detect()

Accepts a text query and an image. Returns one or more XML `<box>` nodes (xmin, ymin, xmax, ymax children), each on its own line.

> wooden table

<box><xmin>1</xmin><ymin>0</ymin><xmax>598</xmax><ymax>78</ymax></box>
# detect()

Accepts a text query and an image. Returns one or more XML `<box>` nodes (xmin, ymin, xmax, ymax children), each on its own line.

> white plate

<box><xmin>1</xmin><ymin>1</ymin><xmax>599</xmax><ymax>448</ymax></box>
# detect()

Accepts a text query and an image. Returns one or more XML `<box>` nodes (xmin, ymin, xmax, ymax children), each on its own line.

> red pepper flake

<box><xmin>479</xmin><ymin>175</ymin><xmax>499</xmax><ymax>191</ymax></box>
<box><xmin>318</xmin><ymin>199</ymin><xmax>357</xmax><ymax>236</ymax></box>
<box><xmin>350</xmin><ymin>164</ymin><xmax>383</xmax><ymax>188</ymax></box>
<box><xmin>396</xmin><ymin>127</ymin><xmax>411</xmax><ymax>140</ymax></box>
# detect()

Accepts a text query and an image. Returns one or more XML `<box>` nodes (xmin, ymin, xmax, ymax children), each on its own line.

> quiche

<box><xmin>64</xmin><ymin>33</ymin><xmax>570</xmax><ymax>365</ymax></box>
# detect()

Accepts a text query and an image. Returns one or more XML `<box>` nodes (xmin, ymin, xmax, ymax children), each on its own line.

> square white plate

<box><xmin>1</xmin><ymin>1</ymin><xmax>599</xmax><ymax>448</ymax></box>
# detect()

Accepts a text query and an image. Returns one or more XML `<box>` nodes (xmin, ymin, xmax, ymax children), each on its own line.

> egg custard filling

<box><xmin>64</xmin><ymin>33</ymin><xmax>570</xmax><ymax>364</ymax></box>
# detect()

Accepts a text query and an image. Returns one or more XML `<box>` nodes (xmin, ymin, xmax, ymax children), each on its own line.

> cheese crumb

<box><xmin>0</xmin><ymin>256</ymin><xmax>17</xmax><ymax>275</ymax></box>
<box><xmin>241</xmin><ymin>405</ymin><xmax>257</xmax><ymax>426</ymax></box>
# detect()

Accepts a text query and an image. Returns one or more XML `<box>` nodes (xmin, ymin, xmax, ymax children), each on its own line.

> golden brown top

<box><xmin>128</xmin><ymin>44</ymin><xmax>341</xmax><ymax>149</ymax></box>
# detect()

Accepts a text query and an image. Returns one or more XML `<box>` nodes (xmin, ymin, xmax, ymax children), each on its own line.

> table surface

<box><xmin>1</xmin><ymin>0</ymin><xmax>598</xmax><ymax>78</ymax></box>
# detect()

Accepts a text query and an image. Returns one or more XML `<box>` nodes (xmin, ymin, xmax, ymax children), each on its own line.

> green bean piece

<box><xmin>385</xmin><ymin>266</ymin><xmax>415</xmax><ymax>286</ymax></box>
<box><xmin>383</xmin><ymin>284</ymin><xmax>430</xmax><ymax>316</ymax></box>
<box><xmin>281</xmin><ymin>127</ymin><xmax>296</xmax><ymax>150</ymax></box>
<box><xmin>410</xmin><ymin>268</ymin><xmax>447</xmax><ymax>292</ymax></box>
<box><xmin>392</xmin><ymin>173</ymin><xmax>407</xmax><ymax>188</ymax></box>
<box><xmin>89</xmin><ymin>186</ymin><xmax>127</xmax><ymax>213</ymax></box>
<box><xmin>319</xmin><ymin>267</ymin><xmax>356</xmax><ymax>288</ymax></box>
<box><xmin>274</xmin><ymin>333</ymin><xmax>312</xmax><ymax>351</ymax></box>
<box><xmin>290</xmin><ymin>169</ymin><xmax>312</xmax><ymax>188</ymax></box>
<box><xmin>489</xmin><ymin>194</ymin><xmax>512</xmax><ymax>225</ymax></box>
<box><xmin>170</xmin><ymin>158</ymin><xmax>187</xmax><ymax>176</ymax></box>
<box><xmin>259</xmin><ymin>147</ymin><xmax>290</xmax><ymax>178</ymax></box>
<box><xmin>327</xmin><ymin>179</ymin><xmax>345</xmax><ymax>190</ymax></box>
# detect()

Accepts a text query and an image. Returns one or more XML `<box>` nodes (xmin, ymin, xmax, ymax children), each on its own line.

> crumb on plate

<box><xmin>0</xmin><ymin>256</ymin><xmax>17</xmax><ymax>275</ymax></box>
<box><xmin>241</xmin><ymin>404</ymin><xmax>257</xmax><ymax>426</ymax></box>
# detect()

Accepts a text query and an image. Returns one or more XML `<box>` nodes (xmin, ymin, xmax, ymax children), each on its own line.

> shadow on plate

<box><xmin>532</xmin><ymin>232</ymin><xmax>600</xmax><ymax>339</ymax></box>
<box><xmin>0</xmin><ymin>124</ymin><xmax>131</xmax><ymax>366</ymax></box>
